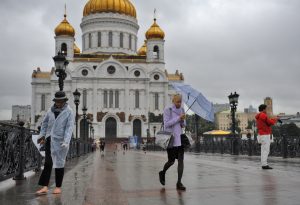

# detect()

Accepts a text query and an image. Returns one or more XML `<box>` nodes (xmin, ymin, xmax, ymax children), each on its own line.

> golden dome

<box><xmin>55</xmin><ymin>14</ymin><xmax>75</xmax><ymax>37</ymax></box>
<box><xmin>145</xmin><ymin>19</ymin><xmax>165</xmax><ymax>40</ymax></box>
<box><xmin>83</xmin><ymin>0</ymin><xmax>137</xmax><ymax>18</ymax></box>
<box><xmin>137</xmin><ymin>41</ymin><xmax>147</xmax><ymax>56</ymax></box>
<box><xmin>74</xmin><ymin>43</ymin><xmax>81</xmax><ymax>53</ymax></box>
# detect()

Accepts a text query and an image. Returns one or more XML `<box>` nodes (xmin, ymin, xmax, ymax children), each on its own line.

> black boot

<box><xmin>176</xmin><ymin>182</ymin><xmax>186</xmax><ymax>191</ymax></box>
<box><xmin>262</xmin><ymin>165</ymin><xmax>273</xmax><ymax>169</ymax></box>
<box><xmin>159</xmin><ymin>171</ymin><xmax>165</xmax><ymax>185</ymax></box>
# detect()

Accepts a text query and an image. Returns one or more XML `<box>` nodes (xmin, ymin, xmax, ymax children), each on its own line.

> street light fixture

<box><xmin>53</xmin><ymin>52</ymin><xmax>69</xmax><ymax>91</ymax></box>
<box><xmin>153</xmin><ymin>126</ymin><xmax>156</xmax><ymax>151</ymax></box>
<box><xmin>228</xmin><ymin>91</ymin><xmax>239</xmax><ymax>155</ymax></box>
<box><xmin>82</xmin><ymin>106</ymin><xmax>88</xmax><ymax>154</ymax></box>
<box><xmin>73</xmin><ymin>89</ymin><xmax>81</xmax><ymax>156</ymax></box>
<box><xmin>228</xmin><ymin>92</ymin><xmax>239</xmax><ymax>134</ymax></box>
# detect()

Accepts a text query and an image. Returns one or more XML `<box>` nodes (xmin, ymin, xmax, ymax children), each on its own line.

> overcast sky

<box><xmin>0</xmin><ymin>0</ymin><xmax>299</xmax><ymax>120</ymax></box>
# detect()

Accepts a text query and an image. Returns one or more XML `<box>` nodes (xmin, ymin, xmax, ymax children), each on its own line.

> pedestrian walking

<box><xmin>255</xmin><ymin>104</ymin><xmax>278</xmax><ymax>169</ymax></box>
<box><xmin>99</xmin><ymin>140</ymin><xmax>105</xmax><ymax>154</ymax></box>
<box><xmin>159</xmin><ymin>94</ymin><xmax>186</xmax><ymax>191</ymax></box>
<box><xmin>35</xmin><ymin>91</ymin><xmax>75</xmax><ymax>195</ymax></box>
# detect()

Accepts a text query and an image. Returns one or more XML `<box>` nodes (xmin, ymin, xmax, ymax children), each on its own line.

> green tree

<box><xmin>185</xmin><ymin>114</ymin><xmax>216</xmax><ymax>135</ymax></box>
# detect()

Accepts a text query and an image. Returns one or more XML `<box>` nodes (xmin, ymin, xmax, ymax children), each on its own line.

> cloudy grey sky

<box><xmin>0</xmin><ymin>0</ymin><xmax>299</xmax><ymax>120</ymax></box>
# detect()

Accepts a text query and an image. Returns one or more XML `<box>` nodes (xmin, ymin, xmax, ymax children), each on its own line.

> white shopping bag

<box><xmin>32</xmin><ymin>135</ymin><xmax>45</xmax><ymax>157</ymax></box>
<box><xmin>155</xmin><ymin>130</ymin><xmax>173</xmax><ymax>149</ymax></box>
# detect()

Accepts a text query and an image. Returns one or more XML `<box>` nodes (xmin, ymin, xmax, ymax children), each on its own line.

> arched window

<box><xmin>155</xmin><ymin>93</ymin><xmax>159</xmax><ymax>110</ymax></box>
<box><xmin>135</xmin><ymin>90</ymin><xmax>139</xmax><ymax>108</ymax></box>
<box><xmin>61</xmin><ymin>43</ymin><xmax>67</xmax><ymax>56</ymax></box>
<box><xmin>41</xmin><ymin>94</ymin><xmax>46</xmax><ymax>111</ymax></box>
<box><xmin>98</xmin><ymin>32</ymin><xmax>101</xmax><ymax>47</ymax></box>
<box><xmin>120</xmin><ymin>33</ymin><xmax>123</xmax><ymax>48</ymax></box>
<box><xmin>88</xmin><ymin>33</ymin><xmax>92</xmax><ymax>48</ymax></box>
<box><xmin>129</xmin><ymin>34</ymin><xmax>132</xmax><ymax>50</ymax></box>
<box><xmin>109</xmin><ymin>31</ymin><xmax>113</xmax><ymax>47</ymax></box>
<box><xmin>153</xmin><ymin>45</ymin><xmax>159</xmax><ymax>59</ymax></box>
<box><xmin>83</xmin><ymin>89</ymin><xmax>87</xmax><ymax>108</ymax></box>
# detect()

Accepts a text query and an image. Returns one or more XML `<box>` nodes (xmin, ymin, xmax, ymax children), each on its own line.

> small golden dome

<box><xmin>137</xmin><ymin>41</ymin><xmax>147</xmax><ymax>56</ymax></box>
<box><xmin>55</xmin><ymin>14</ymin><xmax>75</xmax><ymax>37</ymax></box>
<box><xmin>145</xmin><ymin>19</ymin><xmax>165</xmax><ymax>40</ymax></box>
<box><xmin>83</xmin><ymin>0</ymin><xmax>137</xmax><ymax>18</ymax></box>
<box><xmin>74</xmin><ymin>43</ymin><xmax>81</xmax><ymax>54</ymax></box>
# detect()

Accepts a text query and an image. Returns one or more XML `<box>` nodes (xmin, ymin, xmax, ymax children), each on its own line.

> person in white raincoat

<box><xmin>35</xmin><ymin>91</ymin><xmax>75</xmax><ymax>195</ymax></box>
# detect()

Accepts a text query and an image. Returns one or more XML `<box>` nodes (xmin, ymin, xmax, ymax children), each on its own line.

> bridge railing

<box><xmin>0</xmin><ymin>122</ymin><xmax>93</xmax><ymax>182</ymax></box>
<box><xmin>193</xmin><ymin>134</ymin><xmax>300</xmax><ymax>158</ymax></box>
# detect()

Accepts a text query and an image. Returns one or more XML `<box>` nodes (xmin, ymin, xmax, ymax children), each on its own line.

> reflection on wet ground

<box><xmin>1</xmin><ymin>147</ymin><xmax>300</xmax><ymax>205</ymax></box>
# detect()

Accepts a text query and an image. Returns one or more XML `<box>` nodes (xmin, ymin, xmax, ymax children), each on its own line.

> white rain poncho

<box><xmin>39</xmin><ymin>104</ymin><xmax>75</xmax><ymax>168</ymax></box>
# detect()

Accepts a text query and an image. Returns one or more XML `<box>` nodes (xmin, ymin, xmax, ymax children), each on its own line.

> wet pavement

<box><xmin>1</xmin><ymin>146</ymin><xmax>300</xmax><ymax>205</ymax></box>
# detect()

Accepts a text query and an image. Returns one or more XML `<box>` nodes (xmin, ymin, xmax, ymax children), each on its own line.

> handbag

<box><xmin>155</xmin><ymin>130</ymin><xmax>174</xmax><ymax>149</ymax></box>
<box><xmin>181</xmin><ymin>133</ymin><xmax>195</xmax><ymax>148</ymax></box>
<box><xmin>155</xmin><ymin>108</ymin><xmax>174</xmax><ymax>149</ymax></box>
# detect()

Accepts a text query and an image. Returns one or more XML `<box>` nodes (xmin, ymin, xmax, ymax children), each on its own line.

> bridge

<box><xmin>1</xmin><ymin>122</ymin><xmax>300</xmax><ymax>205</ymax></box>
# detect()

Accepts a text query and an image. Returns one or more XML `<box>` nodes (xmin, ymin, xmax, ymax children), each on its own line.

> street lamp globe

<box><xmin>82</xmin><ymin>107</ymin><xmax>87</xmax><ymax>116</ymax></box>
<box><xmin>73</xmin><ymin>89</ymin><xmax>81</xmax><ymax>105</ymax></box>
<box><xmin>53</xmin><ymin>52</ymin><xmax>68</xmax><ymax>72</ymax></box>
<box><xmin>53</xmin><ymin>52</ymin><xmax>69</xmax><ymax>91</ymax></box>
<box><xmin>228</xmin><ymin>92</ymin><xmax>239</xmax><ymax>106</ymax></box>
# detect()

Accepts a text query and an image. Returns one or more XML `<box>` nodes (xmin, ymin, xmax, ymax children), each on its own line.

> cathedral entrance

<box><xmin>132</xmin><ymin>119</ymin><xmax>142</xmax><ymax>138</ymax></box>
<box><xmin>105</xmin><ymin>117</ymin><xmax>117</xmax><ymax>139</ymax></box>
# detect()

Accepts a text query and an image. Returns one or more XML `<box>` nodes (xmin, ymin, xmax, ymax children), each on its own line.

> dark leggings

<box><xmin>162</xmin><ymin>146</ymin><xmax>184</xmax><ymax>183</ymax></box>
<box><xmin>38</xmin><ymin>138</ymin><xmax>65</xmax><ymax>187</ymax></box>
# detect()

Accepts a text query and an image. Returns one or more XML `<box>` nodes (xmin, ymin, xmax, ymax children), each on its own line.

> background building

<box><xmin>12</xmin><ymin>105</ymin><xmax>31</xmax><ymax>123</ymax></box>
<box><xmin>264</xmin><ymin>97</ymin><xmax>273</xmax><ymax>116</ymax></box>
<box><xmin>213</xmin><ymin>103</ymin><xmax>230</xmax><ymax>113</ymax></box>
<box><xmin>31</xmin><ymin>0</ymin><xmax>184</xmax><ymax>140</ymax></box>
<box><xmin>244</xmin><ymin>105</ymin><xmax>257</xmax><ymax>113</ymax></box>
<box><xmin>215</xmin><ymin>110</ymin><xmax>256</xmax><ymax>132</ymax></box>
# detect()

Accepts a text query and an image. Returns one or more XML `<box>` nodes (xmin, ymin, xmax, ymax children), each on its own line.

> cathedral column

<box><xmin>164</xmin><ymin>83</ymin><xmax>168</xmax><ymax>108</ymax></box>
<box><xmin>125</xmin><ymin>80</ymin><xmax>129</xmax><ymax>122</ymax></box>
<box><xmin>93</xmin><ymin>79</ymin><xmax>97</xmax><ymax>123</ymax></box>
<box><xmin>146</xmin><ymin>81</ymin><xmax>150</xmax><ymax>112</ymax></box>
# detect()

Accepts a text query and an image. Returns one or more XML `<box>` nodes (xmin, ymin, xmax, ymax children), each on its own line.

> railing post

<box><xmin>13</xmin><ymin>122</ymin><xmax>26</xmax><ymax>180</ymax></box>
<box><xmin>282</xmin><ymin>133</ymin><xmax>288</xmax><ymax>158</ymax></box>
<box><xmin>248</xmin><ymin>136</ymin><xmax>253</xmax><ymax>156</ymax></box>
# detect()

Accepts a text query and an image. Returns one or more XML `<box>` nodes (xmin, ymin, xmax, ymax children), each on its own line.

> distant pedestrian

<box><xmin>99</xmin><ymin>140</ymin><xmax>105</xmax><ymax>154</ymax></box>
<box><xmin>255</xmin><ymin>104</ymin><xmax>278</xmax><ymax>169</ymax></box>
<box><xmin>35</xmin><ymin>91</ymin><xmax>75</xmax><ymax>195</ymax></box>
<box><xmin>159</xmin><ymin>94</ymin><xmax>186</xmax><ymax>191</ymax></box>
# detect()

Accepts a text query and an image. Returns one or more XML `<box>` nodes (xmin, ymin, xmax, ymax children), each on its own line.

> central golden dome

<box><xmin>83</xmin><ymin>0</ymin><xmax>137</xmax><ymax>18</ymax></box>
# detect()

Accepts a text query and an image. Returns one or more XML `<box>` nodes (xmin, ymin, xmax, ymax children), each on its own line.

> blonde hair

<box><xmin>172</xmin><ymin>94</ymin><xmax>182</xmax><ymax>103</ymax></box>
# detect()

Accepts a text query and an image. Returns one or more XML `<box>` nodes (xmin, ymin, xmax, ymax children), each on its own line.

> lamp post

<box><xmin>228</xmin><ymin>91</ymin><xmax>239</xmax><ymax>155</ymax></box>
<box><xmin>73</xmin><ymin>89</ymin><xmax>81</xmax><ymax>156</ymax></box>
<box><xmin>53</xmin><ymin>52</ymin><xmax>69</xmax><ymax>91</ymax></box>
<box><xmin>153</xmin><ymin>126</ymin><xmax>156</xmax><ymax>151</ymax></box>
<box><xmin>82</xmin><ymin>106</ymin><xmax>87</xmax><ymax>154</ymax></box>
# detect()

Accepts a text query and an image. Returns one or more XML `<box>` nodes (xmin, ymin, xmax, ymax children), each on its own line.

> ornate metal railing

<box><xmin>194</xmin><ymin>134</ymin><xmax>300</xmax><ymax>158</ymax></box>
<box><xmin>0</xmin><ymin>122</ymin><xmax>93</xmax><ymax>182</ymax></box>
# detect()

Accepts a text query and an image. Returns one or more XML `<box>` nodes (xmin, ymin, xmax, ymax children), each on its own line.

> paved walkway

<box><xmin>1</xmin><ymin>146</ymin><xmax>300</xmax><ymax>205</ymax></box>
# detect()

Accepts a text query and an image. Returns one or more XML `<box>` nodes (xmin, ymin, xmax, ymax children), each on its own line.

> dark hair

<box><xmin>258</xmin><ymin>104</ymin><xmax>267</xmax><ymax>112</ymax></box>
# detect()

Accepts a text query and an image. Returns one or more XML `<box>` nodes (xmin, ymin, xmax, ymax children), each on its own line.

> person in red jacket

<box><xmin>255</xmin><ymin>104</ymin><xmax>278</xmax><ymax>169</ymax></box>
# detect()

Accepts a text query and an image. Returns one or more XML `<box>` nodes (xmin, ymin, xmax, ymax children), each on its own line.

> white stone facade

<box><xmin>31</xmin><ymin>8</ymin><xmax>183</xmax><ymax>140</ymax></box>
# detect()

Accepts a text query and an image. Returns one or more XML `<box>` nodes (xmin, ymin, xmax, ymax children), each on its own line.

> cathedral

<box><xmin>31</xmin><ymin>0</ymin><xmax>184</xmax><ymax>140</ymax></box>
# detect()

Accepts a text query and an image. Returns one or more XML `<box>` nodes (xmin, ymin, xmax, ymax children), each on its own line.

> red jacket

<box><xmin>255</xmin><ymin>112</ymin><xmax>277</xmax><ymax>135</ymax></box>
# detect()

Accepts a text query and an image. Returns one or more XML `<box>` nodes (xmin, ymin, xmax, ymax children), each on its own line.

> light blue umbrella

<box><xmin>171</xmin><ymin>83</ymin><xmax>215</xmax><ymax>122</ymax></box>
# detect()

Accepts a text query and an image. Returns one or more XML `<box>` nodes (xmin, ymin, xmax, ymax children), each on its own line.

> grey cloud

<box><xmin>0</xmin><ymin>0</ymin><xmax>299</xmax><ymax>119</ymax></box>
